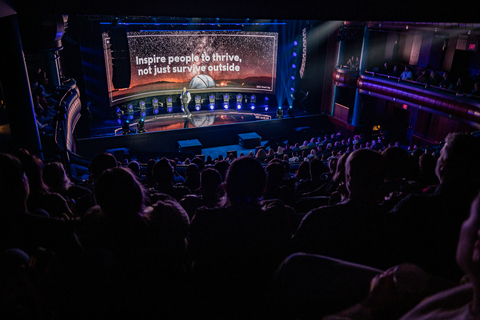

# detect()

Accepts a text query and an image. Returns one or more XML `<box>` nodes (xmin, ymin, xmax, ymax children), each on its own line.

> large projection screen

<box><xmin>103</xmin><ymin>31</ymin><xmax>278</xmax><ymax>106</ymax></box>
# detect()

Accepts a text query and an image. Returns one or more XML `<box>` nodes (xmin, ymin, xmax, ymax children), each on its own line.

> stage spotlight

<box><xmin>137</xmin><ymin>118</ymin><xmax>145</xmax><ymax>133</ymax></box>
<box><xmin>223</xmin><ymin>93</ymin><xmax>229</xmax><ymax>104</ymax></box>
<box><xmin>291</xmin><ymin>76</ymin><xmax>295</xmax><ymax>80</ymax></box>
<box><xmin>265</xmin><ymin>97</ymin><xmax>269</xmax><ymax>102</ymax></box>
<box><xmin>250</xmin><ymin>94</ymin><xmax>256</xmax><ymax>104</ymax></box>
<box><xmin>115</xmin><ymin>107</ymin><xmax>123</xmax><ymax>117</ymax></box>
<box><xmin>288</xmin><ymin>106</ymin><xmax>295</xmax><ymax>118</ymax></box>
<box><xmin>210</xmin><ymin>104</ymin><xmax>215</xmax><ymax>110</ymax></box>
<box><xmin>167</xmin><ymin>107</ymin><xmax>173</xmax><ymax>113</ymax></box>
<box><xmin>251</xmin><ymin>105</ymin><xmax>255</xmax><ymax>110</ymax></box>
<box><xmin>195</xmin><ymin>95</ymin><xmax>201</xmax><ymax>111</ymax></box>
<box><xmin>139</xmin><ymin>100</ymin><xmax>146</xmax><ymax>117</ymax></box>
<box><xmin>294</xmin><ymin>40</ymin><xmax>298</xmax><ymax>46</ymax></box>
<box><xmin>290</xmin><ymin>87</ymin><xmax>295</xmax><ymax>91</ymax></box>
<box><xmin>293</xmin><ymin>52</ymin><xmax>297</xmax><ymax>57</ymax></box>
<box><xmin>237</xmin><ymin>104</ymin><xmax>242</xmax><ymax>109</ymax></box>
<box><xmin>265</xmin><ymin>106</ymin><xmax>269</xmax><ymax>112</ymax></box>
<box><xmin>166</xmin><ymin>97</ymin><xmax>173</xmax><ymax>108</ymax></box>
<box><xmin>122</xmin><ymin>120</ymin><xmax>130</xmax><ymax>134</ymax></box>
<box><xmin>117</xmin><ymin>118</ymin><xmax>122</xmax><ymax>124</ymax></box>
<box><xmin>128</xmin><ymin>104</ymin><xmax>134</xmax><ymax>119</ymax></box>
<box><xmin>209</xmin><ymin>94</ymin><xmax>215</xmax><ymax>104</ymax></box>
<box><xmin>224</xmin><ymin>104</ymin><xmax>229</xmax><ymax>109</ymax></box>
<box><xmin>236</xmin><ymin>93</ymin><xmax>242</xmax><ymax>103</ymax></box>
<box><xmin>276</xmin><ymin>107</ymin><xmax>283</xmax><ymax>119</ymax></box>
<box><xmin>292</xmin><ymin>64</ymin><xmax>296</xmax><ymax>69</ymax></box>
<box><xmin>152</xmin><ymin>98</ymin><xmax>159</xmax><ymax>107</ymax></box>
<box><xmin>153</xmin><ymin>106</ymin><xmax>159</xmax><ymax>114</ymax></box>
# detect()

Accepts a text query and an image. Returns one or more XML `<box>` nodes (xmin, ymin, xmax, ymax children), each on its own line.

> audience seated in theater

<box><xmin>205</xmin><ymin>155</ymin><xmax>214</xmax><ymax>165</ymax></box>
<box><xmin>440</xmin><ymin>72</ymin><xmax>454</xmax><ymax>89</ymax></box>
<box><xmin>255</xmin><ymin>148</ymin><xmax>267</xmax><ymax>163</ymax></box>
<box><xmin>400</xmin><ymin>66</ymin><xmax>413</xmax><ymax>80</ymax></box>
<box><xmin>88</xmin><ymin>152</ymin><xmax>117</xmax><ymax>187</ymax></box>
<box><xmin>426</xmin><ymin>70</ymin><xmax>440</xmax><ymax>86</ymax></box>
<box><xmin>389</xmin><ymin>65</ymin><xmax>401</xmax><ymax>77</ymax></box>
<box><xmin>381</xmin><ymin>146</ymin><xmax>412</xmax><ymax>210</ymax></box>
<box><xmin>42</xmin><ymin>161</ymin><xmax>93</xmax><ymax>217</ymax></box>
<box><xmin>0</xmin><ymin>153</ymin><xmax>82</xmax><ymax>261</ymax></box>
<box><xmin>169</xmin><ymin>159</ymin><xmax>185</xmax><ymax>184</ymax></box>
<box><xmin>266</xmin><ymin>148</ymin><xmax>275</xmax><ymax>162</ymax></box>
<box><xmin>188</xmin><ymin>157</ymin><xmax>290</xmax><ymax>318</ymax></box>
<box><xmin>152</xmin><ymin>158</ymin><xmax>191</xmax><ymax>201</ymax></box>
<box><xmin>416</xmin><ymin>69</ymin><xmax>429</xmax><ymax>83</ymax></box>
<box><xmin>213</xmin><ymin>159</ymin><xmax>229</xmax><ymax>181</ymax></box>
<box><xmin>13</xmin><ymin>150</ymin><xmax>73</xmax><ymax>219</ymax></box>
<box><xmin>191</xmin><ymin>157</ymin><xmax>205</xmax><ymax>172</ymax></box>
<box><xmin>291</xmin><ymin>149</ymin><xmax>397</xmax><ymax>270</ymax></box>
<box><xmin>293</xmin><ymin>160</ymin><xmax>310</xmax><ymax>186</ymax></box>
<box><xmin>79</xmin><ymin>167</ymin><xmax>189</xmax><ymax>318</ymax></box>
<box><xmin>391</xmin><ymin>132</ymin><xmax>480</xmax><ymax>281</ymax></box>
<box><xmin>180</xmin><ymin>167</ymin><xmax>223</xmax><ymax>220</ymax></box>
<box><xmin>417</xmin><ymin>152</ymin><xmax>440</xmax><ymax>192</ymax></box>
<box><xmin>296</xmin><ymin>158</ymin><xmax>328</xmax><ymax>195</ymax></box>
<box><xmin>263</xmin><ymin>160</ymin><xmax>294</xmax><ymax>206</ymax></box>
<box><xmin>145</xmin><ymin>159</ymin><xmax>156</xmax><ymax>187</ymax></box>
<box><xmin>381</xmin><ymin>62</ymin><xmax>390</xmax><ymax>75</ymax></box>
<box><xmin>182</xmin><ymin>163</ymin><xmax>200</xmax><ymax>194</ymax></box>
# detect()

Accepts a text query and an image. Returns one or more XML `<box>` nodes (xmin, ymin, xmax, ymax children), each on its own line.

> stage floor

<box><xmin>90</xmin><ymin>109</ymin><xmax>278</xmax><ymax>137</ymax></box>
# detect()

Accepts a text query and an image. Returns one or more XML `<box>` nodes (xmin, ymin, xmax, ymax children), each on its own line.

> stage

<box><xmin>76</xmin><ymin>112</ymin><xmax>330</xmax><ymax>163</ymax></box>
<box><xmin>114</xmin><ymin>110</ymin><xmax>272</xmax><ymax>136</ymax></box>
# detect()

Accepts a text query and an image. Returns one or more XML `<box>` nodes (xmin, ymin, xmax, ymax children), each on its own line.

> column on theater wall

<box><xmin>352</xmin><ymin>26</ymin><xmax>370</xmax><ymax>126</ymax></box>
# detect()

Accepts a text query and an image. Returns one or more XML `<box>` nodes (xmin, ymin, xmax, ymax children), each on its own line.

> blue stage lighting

<box><xmin>237</xmin><ymin>104</ymin><xmax>242</xmax><ymax>109</ymax></box>
<box><xmin>195</xmin><ymin>105</ymin><xmax>201</xmax><ymax>111</ymax></box>
<box><xmin>128</xmin><ymin>103</ymin><xmax>133</xmax><ymax>110</ymax></box>
<box><xmin>210</xmin><ymin>104</ymin><xmax>215</xmax><ymax>110</ymax></box>
<box><xmin>293</xmin><ymin>52</ymin><xmax>297</xmax><ymax>57</ymax></box>
<box><xmin>153</xmin><ymin>108</ymin><xmax>159</xmax><ymax>114</ymax></box>
<box><xmin>167</xmin><ymin>107</ymin><xmax>173</xmax><ymax>113</ymax></box>
<box><xmin>265</xmin><ymin>97</ymin><xmax>269</xmax><ymax>101</ymax></box>
<box><xmin>292</xmin><ymin>64</ymin><xmax>296</xmax><ymax>68</ymax></box>
<box><xmin>294</xmin><ymin>40</ymin><xmax>298</xmax><ymax>46</ymax></box>
<box><xmin>224</xmin><ymin>104</ymin><xmax>229</xmax><ymax>109</ymax></box>
<box><xmin>251</xmin><ymin>105</ymin><xmax>255</xmax><ymax>110</ymax></box>
<box><xmin>129</xmin><ymin>114</ymin><xmax>134</xmax><ymax>120</ymax></box>
<box><xmin>117</xmin><ymin>118</ymin><xmax>122</xmax><ymax>124</ymax></box>
<box><xmin>291</xmin><ymin>87</ymin><xmax>294</xmax><ymax>91</ymax></box>
<box><xmin>291</xmin><ymin>76</ymin><xmax>295</xmax><ymax>80</ymax></box>
<box><xmin>289</xmin><ymin>105</ymin><xmax>293</xmax><ymax>108</ymax></box>
<box><xmin>250</xmin><ymin>94</ymin><xmax>256</xmax><ymax>103</ymax></box>
<box><xmin>265</xmin><ymin>106</ymin><xmax>269</xmax><ymax>112</ymax></box>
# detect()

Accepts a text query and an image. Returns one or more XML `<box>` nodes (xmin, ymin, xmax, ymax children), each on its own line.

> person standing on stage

<box><xmin>180</xmin><ymin>87</ymin><xmax>192</xmax><ymax>118</ymax></box>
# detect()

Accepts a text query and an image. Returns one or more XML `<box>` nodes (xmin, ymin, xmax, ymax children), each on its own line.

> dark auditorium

<box><xmin>2</xmin><ymin>0</ymin><xmax>480</xmax><ymax>318</ymax></box>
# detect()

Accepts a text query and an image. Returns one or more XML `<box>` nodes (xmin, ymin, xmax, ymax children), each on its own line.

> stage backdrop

<box><xmin>103</xmin><ymin>31</ymin><xmax>278</xmax><ymax>106</ymax></box>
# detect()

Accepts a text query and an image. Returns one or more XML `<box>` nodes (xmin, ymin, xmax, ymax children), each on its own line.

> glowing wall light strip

<box><xmin>300</xmin><ymin>28</ymin><xmax>307</xmax><ymax>79</ymax></box>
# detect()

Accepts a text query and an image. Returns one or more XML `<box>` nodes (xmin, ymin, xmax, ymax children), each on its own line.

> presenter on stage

<box><xmin>180</xmin><ymin>87</ymin><xmax>192</xmax><ymax>118</ymax></box>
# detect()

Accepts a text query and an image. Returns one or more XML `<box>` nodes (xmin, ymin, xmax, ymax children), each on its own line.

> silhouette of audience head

<box><xmin>382</xmin><ymin>146</ymin><xmax>409</xmax><ymax>181</ymax></box>
<box><xmin>153</xmin><ymin>158</ymin><xmax>174</xmax><ymax>185</ymax></box>
<box><xmin>266</xmin><ymin>161</ymin><xmax>285</xmax><ymax>187</ymax></box>
<box><xmin>89</xmin><ymin>153</ymin><xmax>117</xmax><ymax>183</ymax></box>
<box><xmin>0</xmin><ymin>153</ymin><xmax>28</xmax><ymax>212</ymax></box>
<box><xmin>127</xmin><ymin>161</ymin><xmax>141</xmax><ymax>177</ymax></box>
<box><xmin>457</xmin><ymin>193</ymin><xmax>480</xmax><ymax>282</ymax></box>
<box><xmin>191</xmin><ymin>157</ymin><xmax>205</xmax><ymax>172</ymax></box>
<box><xmin>345</xmin><ymin>149</ymin><xmax>386</xmax><ymax>200</ymax></box>
<box><xmin>436</xmin><ymin>133</ymin><xmax>480</xmax><ymax>184</ymax></box>
<box><xmin>225</xmin><ymin>157</ymin><xmax>266</xmax><ymax>205</ymax></box>
<box><xmin>309</xmin><ymin>158</ymin><xmax>324</xmax><ymax>180</ymax></box>
<box><xmin>42</xmin><ymin>162</ymin><xmax>71</xmax><ymax>193</ymax></box>
<box><xmin>213</xmin><ymin>160</ymin><xmax>230</xmax><ymax>182</ymax></box>
<box><xmin>94</xmin><ymin>167</ymin><xmax>147</xmax><ymax>218</ymax></box>
<box><xmin>200</xmin><ymin>168</ymin><xmax>222</xmax><ymax>199</ymax></box>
